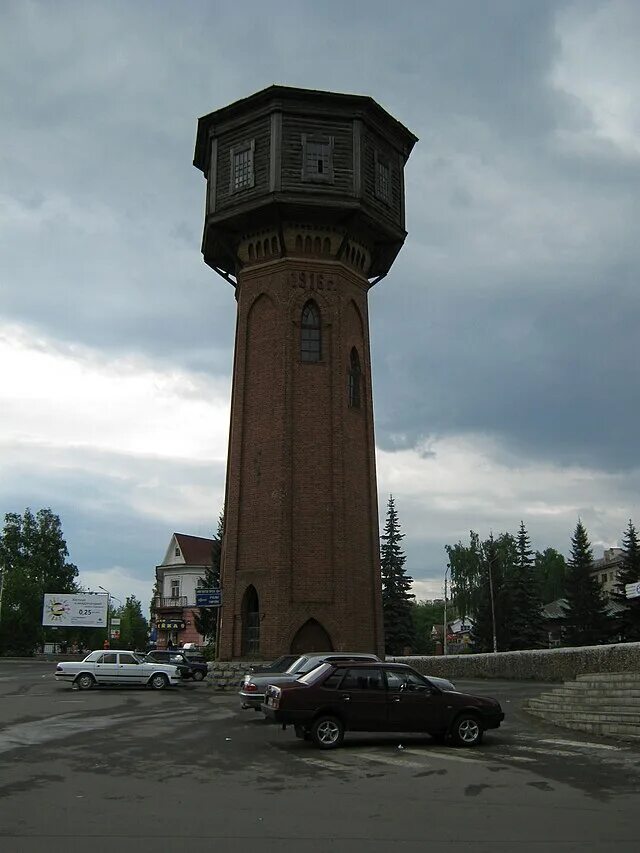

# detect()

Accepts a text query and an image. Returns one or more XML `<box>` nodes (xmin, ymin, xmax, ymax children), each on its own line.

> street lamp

<box><xmin>98</xmin><ymin>586</ymin><xmax>121</xmax><ymax>645</ymax></box>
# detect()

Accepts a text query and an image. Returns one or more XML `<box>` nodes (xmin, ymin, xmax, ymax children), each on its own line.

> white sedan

<box><xmin>55</xmin><ymin>650</ymin><xmax>181</xmax><ymax>690</ymax></box>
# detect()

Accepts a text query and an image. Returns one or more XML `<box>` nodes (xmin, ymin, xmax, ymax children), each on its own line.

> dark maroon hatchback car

<box><xmin>262</xmin><ymin>661</ymin><xmax>504</xmax><ymax>749</ymax></box>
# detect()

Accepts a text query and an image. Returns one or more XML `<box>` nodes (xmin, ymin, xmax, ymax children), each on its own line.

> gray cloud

<box><xmin>2</xmin><ymin>0</ymin><xmax>640</xmax><ymax>597</ymax></box>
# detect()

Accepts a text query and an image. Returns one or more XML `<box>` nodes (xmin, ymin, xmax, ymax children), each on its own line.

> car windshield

<box><xmin>298</xmin><ymin>662</ymin><xmax>332</xmax><ymax>684</ymax></box>
<box><xmin>83</xmin><ymin>651</ymin><xmax>102</xmax><ymax>662</ymax></box>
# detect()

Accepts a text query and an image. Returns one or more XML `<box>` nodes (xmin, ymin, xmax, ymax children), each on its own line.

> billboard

<box><xmin>42</xmin><ymin>593</ymin><xmax>108</xmax><ymax>628</ymax></box>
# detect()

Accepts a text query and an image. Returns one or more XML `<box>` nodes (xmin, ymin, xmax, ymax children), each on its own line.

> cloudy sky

<box><xmin>2</xmin><ymin>0</ymin><xmax>639</xmax><ymax>608</ymax></box>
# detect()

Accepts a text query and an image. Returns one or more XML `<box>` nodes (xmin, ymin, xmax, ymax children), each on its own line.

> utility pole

<box><xmin>443</xmin><ymin>566</ymin><xmax>449</xmax><ymax>656</ymax></box>
<box><xmin>487</xmin><ymin>551</ymin><xmax>498</xmax><ymax>654</ymax></box>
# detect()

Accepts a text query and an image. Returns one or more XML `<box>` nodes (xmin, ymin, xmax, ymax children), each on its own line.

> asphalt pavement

<box><xmin>0</xmin><ymin>659</ymin><xmax>639</xmax><ymax>853</ymax></box>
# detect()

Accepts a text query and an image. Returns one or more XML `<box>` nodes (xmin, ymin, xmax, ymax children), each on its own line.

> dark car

<box><xmin>144</xmin><ymin>650</ymin><xmax>208</xmax><ymax>682</ymax></box>
<box><xmin>240</xmin><ymin>652</ymin><xmax>381</xmax><ymax>710</ymax></box>
<box><xmin>262</xmin><ymin>661</ymin><xmax>504</xmax><ymax>749</ymax></box>
<box><xmin>248</xmin><ymin>654</ymin><xmax>300</xmax><ymax>675</ymax></box>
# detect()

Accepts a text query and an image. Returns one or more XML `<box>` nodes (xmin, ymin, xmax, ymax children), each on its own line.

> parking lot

<box><xmin>1</xmin><ymin>659</ymin><xmax>639</xmax><ymax>853</ymax></box>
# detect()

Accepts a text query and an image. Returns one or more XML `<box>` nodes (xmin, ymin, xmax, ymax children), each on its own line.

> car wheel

<box><xmin>311</xmin><ymin>715</ymin><xmax>344</xmax><ymax>749</ymax></box>
<box><xmin>74</xmin><ymin>673</ymin><xmax>95</xmax><ymax>690</ymax></box>
<box><xmin>192</xmin><ymin>670</ymin><xmax>205</xmax><ymax>682</ymax></box>
<box><xmin>451</xmin><ymin>713</ymin><xmax>483</xmax><ymax>747</ymax></box>
<box><xmin>149</xmin><ymin>674</ymin><xmax>169</xmax><ymax>690</ymax></box>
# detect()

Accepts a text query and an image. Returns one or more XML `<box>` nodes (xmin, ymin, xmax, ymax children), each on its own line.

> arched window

<box><xmin>241</xmin><ymin>585</ymin><xmax>260</xmax><ymax>656</ymax></box>
<box><xmin>348</xmin><ymin>347</ymin><xmax>361</xmax><ymax>408</ymax></box>
<box><xmin>300</xmin><ymin>301</ymin><xmax>321</xmax><ymax>362</ymax></box>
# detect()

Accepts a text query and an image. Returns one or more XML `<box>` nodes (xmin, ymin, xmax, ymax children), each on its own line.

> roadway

<box><xmin>0</xmin><ymin>659</ymin><xmax>639</xmax><ymax>853</ymax></box>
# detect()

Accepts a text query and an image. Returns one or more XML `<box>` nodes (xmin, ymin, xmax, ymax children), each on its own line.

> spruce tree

<box><xmin>193</xmin><ymin>510</ymin><xmax>224</xmax><ymax>643</ymax></box>
<box><xmin>564</xmin><ymin>520</ymin><xmax>609</xmax><ymax>646</ymax></box>
<box><xmin>380</xmin><ymin>495</ymin><xmax>415</xmax><ymax>655</ymax></box>
<box><xmin>508</xmin><ymin>522</ymin><xmax>544</xmax><ymax>649</ymax></box>
<box><xmin>612</xmin><ymin>520</ymin><xmax>640</xmax><ymax>641</ymax></box>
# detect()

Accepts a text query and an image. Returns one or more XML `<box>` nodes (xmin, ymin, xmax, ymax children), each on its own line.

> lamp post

<box><xmin>98</xmin><ymin>587</ymin><xmax>121</xmax><ymax>646</ymax></box>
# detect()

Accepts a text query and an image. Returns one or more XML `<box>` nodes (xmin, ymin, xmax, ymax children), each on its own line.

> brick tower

<box><xmin>193</xmin><ymin>86</ymin><xmax>416</xmax><ymax>659</ymax></box>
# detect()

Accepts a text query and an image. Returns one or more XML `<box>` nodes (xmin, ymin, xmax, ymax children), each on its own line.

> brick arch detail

<box><xmin>289</xmin><ymin>618</ymin><xmax>334</xmax><ymax>655</ymax></box>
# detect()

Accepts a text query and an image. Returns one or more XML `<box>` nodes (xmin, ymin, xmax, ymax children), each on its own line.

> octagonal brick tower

<box><xmin>193</xmin><ymin>86</ymin><xmax>417</xmax><ymax>659</ymax></box>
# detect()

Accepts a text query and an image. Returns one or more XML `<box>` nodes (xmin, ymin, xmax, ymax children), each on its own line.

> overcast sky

<box><xmin>2</xmin><ymin>0</ymin><xmax>639</xmax><ymax>609</ymax></box>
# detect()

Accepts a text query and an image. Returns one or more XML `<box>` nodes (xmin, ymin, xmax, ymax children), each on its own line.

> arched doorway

<box><xmin>241</xmin><ymin>586</ymin><xmax>260</xmax><ymax>657</ymax></box>
<box><xmin>290</xmin><ymin>619</ymin><xmax>333</xmax><ymax>655</ymax></box>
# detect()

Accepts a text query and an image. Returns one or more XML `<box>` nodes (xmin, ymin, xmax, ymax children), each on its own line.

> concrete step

<box><xmin>526</xmin><ymin>711</ymin><xmax>640</xmax><ymax>738</ymax></box>
<box><xmin>525</xmin><ymin>704</ymin><xmax>640</xmax><ymax>724</ymax></box>
<box><xmin>529</xmin><ymin>694</ymin><xmax>640</xmax><ymax>708</ymax></box>
<box><xmin>575</xmin><ymin>672</ymin><xmax>640</xmax><ymax>685</ymax></box>
<box><xmin>549</xmin><ymin>682</ymin><xmax>640</xmax><ymax>701</ymax></box>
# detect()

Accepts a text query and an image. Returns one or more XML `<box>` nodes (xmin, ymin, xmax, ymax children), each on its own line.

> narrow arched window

<box><xmin>300</xmin><ymin>301</ymin><xmax>321</xmax><ymax>362</ymax></box>
<box><xmin>348</xmin><ymin>347</ymin><xmax>361</xmax><ymax>408</ymax></box>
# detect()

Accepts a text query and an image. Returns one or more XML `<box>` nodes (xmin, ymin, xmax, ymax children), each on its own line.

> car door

<box><xmin>117</xmin><ymin>652</ymin><xmax>146</xmax><ymax>685</ymax></box>
<box><xmin>385</xmin><ymin>669</ymin><xmax>447</xmax><ymax>733</ymax></box>
<box><xmin>94</xmin><ymin>653</ymin><xmax>119</xmax><ymax>684</ymax></box>
<box><xmin>336</xmin><ymin>667</ymin><xmax>388</xmax><ymax>731</ymax></box>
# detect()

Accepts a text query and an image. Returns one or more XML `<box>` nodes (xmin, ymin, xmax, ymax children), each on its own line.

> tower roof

<box><xmin>194</xmin><ymin>84</ymin><xmax>417</xmax><ymax>173</ymax></box>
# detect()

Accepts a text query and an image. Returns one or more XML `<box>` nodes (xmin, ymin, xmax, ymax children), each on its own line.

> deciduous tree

<box><xmin>0</xmin><ymin>508</ymin><xmax>78</xmax><ymax>655</ymax></box>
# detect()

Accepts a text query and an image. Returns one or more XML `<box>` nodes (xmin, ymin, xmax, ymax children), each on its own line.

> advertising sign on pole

<box><xmin>42</xmin><ymin>593</ymin><xmax>108</xmax><ymax>628</ymax></box>
<box><xmin>625</xmin><ymin>581</ymin><xmax>640</xmax><ymax>600</ymax></box>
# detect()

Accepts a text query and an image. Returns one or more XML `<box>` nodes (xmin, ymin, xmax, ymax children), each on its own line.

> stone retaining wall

<box><xmin>391</xmin><ymin>642</ymin><xmax>640</xmax><ymax>683</ymax></box>
<box><xmin>208</xmin><ymin>661</ymin><xmax>258</xmax><ymax>691</ymax></box>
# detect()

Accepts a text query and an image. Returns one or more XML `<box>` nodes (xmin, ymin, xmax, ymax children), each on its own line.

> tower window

<box><xmin>300</xmin><ymin>301</ymin><xmax>321</xmax><ymax>362</ymax></box>
<box><xmin>374</xmin><ymin>152</ymin><xmax>390</xmax><ymax>202</ymax></box>
<box><xmin>302</xmin><ymin>134</ymin><xmax>334</xmax><ymax>182</ymax></box>
<box><xmin>348</xmin><ymin>347</ymin><xmax>361</xmax><ymax>408</ymax></box>
<box><xmin>230</xmin><ymin>140</ymin><xmax>255</xmax><ymax>192</ymax></box>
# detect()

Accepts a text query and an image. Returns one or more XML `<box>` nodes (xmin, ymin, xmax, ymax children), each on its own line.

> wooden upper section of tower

<box><xmin>193</xmin><ymin>85</ymin><xmax>417</xmax><ymax>281</ymax></box>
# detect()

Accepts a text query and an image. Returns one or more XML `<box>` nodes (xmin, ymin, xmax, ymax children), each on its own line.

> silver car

<box><xmin>240</xmin><ymin>652</ymin><xmax>381</xmax><ymax>710</ymax></box>
<box><xmin>54</xmin><ymin>650</ymin><xmax>181</xmax><ymax>690</ymax></box>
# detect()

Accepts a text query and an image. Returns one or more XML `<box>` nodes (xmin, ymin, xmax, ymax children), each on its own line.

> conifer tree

<box><xmin>508</xmin><ymin>522</ymin><xmax>544</xmax><ymax>649</ymax></box>
<box><xmin>193</xmin><ymin>509</ymin><xmax>224</xmax><ymax>643</ymax></box>
<box><xmin>380</xmin><ymin>495</ymin><xmax>415</xmax><ymax>655</ymax></box>
<box><xmin>564</xmin><ymin>520</ymin><xmax>609</xmax><ymax>646</ymax></box>
<box><xmin>612</xmin><ymin>520</ymin><xmax>640</xmax><ymax>641</ymax></box>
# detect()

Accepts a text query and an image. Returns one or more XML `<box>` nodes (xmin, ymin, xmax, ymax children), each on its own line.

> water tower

<box><xmin>193</xmin><ymin>86</ymin><xmax>416</xmax><ymax>658</ymax></box>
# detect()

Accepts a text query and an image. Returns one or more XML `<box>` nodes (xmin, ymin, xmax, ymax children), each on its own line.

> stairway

<box><xmin>524</xmin><ymin>672</ymin><xmax>640</xmax><ymax>740</ymax></box>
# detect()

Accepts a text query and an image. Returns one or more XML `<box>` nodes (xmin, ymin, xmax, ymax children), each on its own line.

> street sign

<box><xmin>110</xmin><ymin>618</ymin><xmax>121</xmax><ymax>627</ymax></box>
<box><xmin>625</xmin><ymin>581</ymin><xmax>640</xmax><ymax>600</ymax></box>
<box><xmin>196</xmin><ymin>588</ymin><xmax>222</xmax><ymax>608</ymax></box>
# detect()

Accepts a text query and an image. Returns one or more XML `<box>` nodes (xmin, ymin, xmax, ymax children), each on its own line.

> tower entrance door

<box><xmin>291</xmin><ymin>619</ymin><xmax>333</xmax><ymax>655</ymax></box>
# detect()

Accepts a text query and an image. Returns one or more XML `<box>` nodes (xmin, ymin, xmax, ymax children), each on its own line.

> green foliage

<box><xmin>380</xmin><ymin>495</ymin><xmax>415</xmax><ymax>655</ymax></box>
<box><xmin>447</xmin><ymin>527</ymin><xmax>544</xmax><ymax>652</ymax></box>
<box><xmin>116</xmin><ymin>596</ymin><xmax>149</xmax><ymax>651</ymax></box>
<box><xmin>0</xmin><ymin>508</ymin><xmax>79</xmax><ymax>655</ymax></box>
<box><xmin>411</xmin><ymin>599</ymin><xmax>446</xmax><ymax>654</ymax></box>
<box><xmin>563</xmin><ymin>520</ymin><xmax>610</xmax><ymax>646</ymax></box>
<box><xmin>612</xmin><ymin>520</ymin><xmax>640</xmax><ymax>641</ymax></box>
<box><xmin>534</xmin><ymin>548</ymin><xmax>567</xmax><ymax>604</ymax></box>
